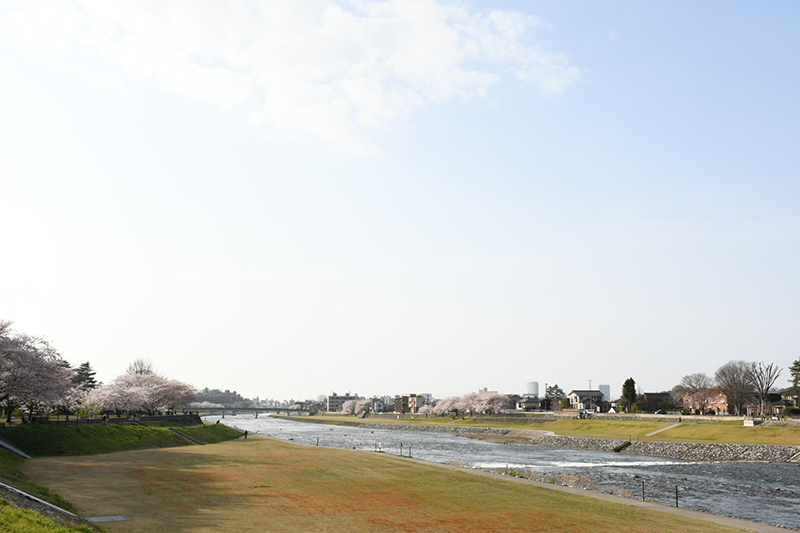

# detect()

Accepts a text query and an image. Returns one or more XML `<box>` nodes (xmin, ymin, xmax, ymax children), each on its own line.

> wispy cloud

<box><xmin>1</xmin><ymin>0</ymin><xmax>582</xmax><ymax>155</ymax></box>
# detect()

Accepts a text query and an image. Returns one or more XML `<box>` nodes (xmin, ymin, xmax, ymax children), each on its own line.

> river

<box><xmin>211</xmin><ymin>414</ymin><xmax>800</xmax><ymax>530</ymax></box>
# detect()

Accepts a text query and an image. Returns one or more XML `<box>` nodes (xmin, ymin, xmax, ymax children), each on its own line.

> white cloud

<box><xmin>1</xmin><ymin>0</ymin><xmax>582</xmax><ymax>155</ymax></box>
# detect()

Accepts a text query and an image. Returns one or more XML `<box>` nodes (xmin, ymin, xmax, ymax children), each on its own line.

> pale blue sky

<box><xmin>2</xmin><ymin>1</ymin><xmax>798</xmax><ymax>402</ymax></box>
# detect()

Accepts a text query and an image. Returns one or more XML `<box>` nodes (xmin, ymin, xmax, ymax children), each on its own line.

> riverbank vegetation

<box><xmin>0</xmin><ymin>499</ymin><xmax>94</xmax><ymax>533</ymax></box>
<box><xmin>651</xmin><ymin>421</ymin><xmax>800</xmax><ymax>445</ymax></box>
<box><xmin>294</xmin><ymin>414</ymin><xmax>800</xmax><ymax>446</ymax></box>
<box><xmin>0</xmin><ymin>422</ymin><xmax>242</xmax><ymax>532</ymax></box>
<box><xmin>0</xmin><ymin>423</ymin><xmax>241</xmax><ymax>457</ymax></box>
<box><xmin>20</xmin><ymin>436</ymin><xmax>752</xmax><ymax>533</ymax></box>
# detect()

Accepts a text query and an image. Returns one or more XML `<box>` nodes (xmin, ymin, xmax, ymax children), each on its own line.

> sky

<box><xmin>1</xmin><ymin>1</ymin><xmax>799</xmax><ymax>403</ymax></box>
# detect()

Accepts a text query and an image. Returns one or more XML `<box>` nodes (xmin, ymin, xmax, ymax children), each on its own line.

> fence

<box><xmin>28</xmin><ymin>414</ymin><xmax>201</xmax><ymax>426</ymax></box>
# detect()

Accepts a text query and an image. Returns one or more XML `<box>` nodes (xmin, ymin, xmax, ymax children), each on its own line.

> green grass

<box><xmin>300</xmin><ymin>414</ymin><xmax>800</xmax><ymax>445</ymax></box>
<box><xmin>0</xmin><ymin>449</ymin><xmax>77</xmax><ymax>514</ymax></box>
<box><xmin>0</xmin><ymin>424</ymin><xmax>192</xmax><ymax>457</ymax></box>
<box><xmin>535</xmin><ymin>419</ymin><xmax>671</xmax><ymax>439</ymax></box>
<box><xmin>0</xmin><ymin>499</ymin><xmax>94</xmax><ymax>533</ymax></box>
<box><xmin>655</xmin><ymin>422</ymin><xmax>800</xmax><ymax>445</ymax></box>
<box><xmin>179</xmin><ymin>424</ymin><xmax>242</xmax><ymax>444</ymax></box>
<box><xmin>0</xmin><ymin>448</ymin><xmax>25</xmax><ymax>482</ymax></box>
<box><xmin>0</xmin><ymin>423</ymin><xmax>243</xmax><ymax>457</ymax></box>
<box><xmin>0</xmin><ymin>422</ymin><xmax>243</xmax><ymax>522</ymax></box>
<box><xmin>20</xmin><ymin>437</ymin><xmax>752</xmax><ymax>533</ymax></box>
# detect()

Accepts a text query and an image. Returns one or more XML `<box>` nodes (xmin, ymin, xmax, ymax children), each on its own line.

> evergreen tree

<box><xmin>622</xmin><ymin>377</ymin><xmax>637</xmax><ymax>412</ymax></box>
<box><xmin>73</xmin><ymin>361</ymin><xmax>98</xmax><ymax>390</ymax></box>
<box><xmin>545</xmin><ymin>384</ymin><xmax>565</xmax><ymax>403</ymax></box>
<box><xmin>789</xmin><ymin>358</ymin><xmax>800</xmax><ymax>393</ymax></box>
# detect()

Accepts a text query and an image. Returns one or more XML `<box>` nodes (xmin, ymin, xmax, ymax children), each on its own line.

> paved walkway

<box><xmin>395</xmin><ymin>454</ymin><xmax>789</xmax><ymax>533</ymax></box>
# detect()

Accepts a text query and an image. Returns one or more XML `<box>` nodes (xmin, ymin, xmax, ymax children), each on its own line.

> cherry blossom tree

<box><xmin>87</xmin><ymin>367</ymin><xmax>195</xmax><ymax>416</ymax></box>
<box><xmin>417</xmin><ymin>404</ymin><xmax>435</xmax><ymax>415</ymax></box>
<box><xmin>426</xmin><ymin>392</ymin><xmax>510</xmax><ymax>417</ymax></box>
<box><xmin>0</xmin><ymin>321</ymin><xmax>77</xmax><ymax>422</ymax></box>
<box><xmin>430</xmin><ymin>396</ymin><xmax>459</xmax><ymax>416</ymax></box>
<box><xmin>340</xmin><ymin>399</ymin><xmax>357</xmax><ymax>415</ymax></box>
<box><xmin>475</xmin><ymin>391</ymin><xmax>510</xmax><ymax>414</ymax></box>
<box><xmin>355</xmin><ymin>399</ymin><xmax>372</xmax><ymax>415</ymax></box>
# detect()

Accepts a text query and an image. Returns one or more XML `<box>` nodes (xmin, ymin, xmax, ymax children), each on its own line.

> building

<box><xmin>516</xmin><ymin>396</ymin><xmax>551</xmax><ymax>411</ymax></box>
<box><xmin>370</xmin><ymin>398</ymin><xmax>386</xmax><ymax>413</ymax></box>
<box><xmin>507</xmin><ymin>394</ymin><xmax>523</xmax><ymax>406</ymax></box>
<box><xmin>395</xmin><ymin>394</ymin><xmax>427</xmax><ymax>413</ymax></box>
<box><xmin>639</xmin><ymin>392</ymin><xmax>674</xmax><ymax>412</ymax></box>
<box><xmin>327</xmin><ymin>392</ymin><xmax>362</xmax><ymax>413</ymax></box>
<box><xmin>526</xmin><ymin>381</ymin><xmax>539</xmax><ymax>397</ymax></box>
<box><xmin>682</xmin><ymin>388</ymin><xmax>729</xmax><ymax>415</ymax></box>
<box><xmin>567</xmin><ymin>389</ymin><xmax>605</xmax><ymax>411</ymax></box>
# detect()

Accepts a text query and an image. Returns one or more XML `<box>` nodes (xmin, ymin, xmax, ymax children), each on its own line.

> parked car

<box><xmin>654</xmin><ymin>409</ymin><xmax>667</xmax><ymax>414</ymax></box>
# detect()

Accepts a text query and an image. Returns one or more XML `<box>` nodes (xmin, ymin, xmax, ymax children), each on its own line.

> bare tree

<box><xmin>747</xmin><ymin>362</ymin><xmax>782</xmax><ymax>416</ymax></box>
<box><xmin>715</xmin><ymin>361</ymin><xmax>752</xmax><ymax>416</ymax></box>
<box><xmin>676</xmin><ymin>373</ymin><xmax>714</xmax><ymax>394</ymax></box>
<box><xmin>126</xmin><ymin>358</ymin><xmax>154</xmax><ymax>375</ymax></box>
<box><xmin>674</xmin><ymin>373</ymin><xmax>715</xmax><ymax>413</ymax></box>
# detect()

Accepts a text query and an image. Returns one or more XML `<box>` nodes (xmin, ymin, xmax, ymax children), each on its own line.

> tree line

<box><xmin>674</xmin><ymin>360</ymin><xmax>789</xmax><ymax>416</ymax></box>
<box><xmin>621</xmin><ymin>358</ymin><xmax>799</xmax><ymax>416</ymax></box>
<box><xmin>0</xmin><ymin>321</ymin><xmax>196</xmax><ymax>422</ymax></box>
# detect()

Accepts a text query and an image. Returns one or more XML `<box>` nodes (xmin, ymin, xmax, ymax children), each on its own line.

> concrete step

<box><xmin>643</xmin><ymin>422</ymin><xmax>681</xmax><ymax>437</ymax></box>
<box><xmin>167</xmin><ymin>427</ymin><xmax>205</xmax><ymax>445</ymax></box>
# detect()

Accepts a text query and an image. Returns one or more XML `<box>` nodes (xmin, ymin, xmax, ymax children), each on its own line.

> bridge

<box><xmin>195</xmin><ymin>407</ymin><xmax>317</xmax><ymax>417</ymax></box>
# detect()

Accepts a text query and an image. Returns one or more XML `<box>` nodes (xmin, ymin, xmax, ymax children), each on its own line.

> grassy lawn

<box><xmin>0</xmin><ymin>499</ymin><xmax>94</xmax><ymax>533</ymax></box>
<box><xmin>0</xmin><ymin>423</ymin><xmax>242</xmax><ymax>457</ymax></box>
<box><xmin>0</xmin><ymin>448</ymin><xmax>77</xmax><ymax>513</ymax></box>
<box><xmin>0</xmin><ymin>422</ymin><xmax>243</xmax><ymax>532</ymax></box>
<box><xmin>178</xmin><ymin>424</ymin><xmax>242</xmax><ymax>444</ymax></box>
<box><xmin>534</xmin><ymin>419</ymin><xmax>667</xmax><ymax>439</ymax></box>
<box><xmin>20</xmin><ymin>436</ymin><xmax>753</xmax><ymax>533</ymax></box>
<box><xmin>654</xmin><ymin>423</ymin><xmax>800</xmax><ymax>445</ymax></box>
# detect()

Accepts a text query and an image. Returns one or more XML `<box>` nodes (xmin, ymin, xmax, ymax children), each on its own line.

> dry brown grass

<box><xmin>20</xmin><ymin>437</ymin><xmax>752</xmax><ymax>533</ymax></box>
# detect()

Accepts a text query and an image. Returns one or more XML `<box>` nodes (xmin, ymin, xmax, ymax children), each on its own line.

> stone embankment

<box><xmin>533</xmin><ymin>434</ymin><xmax>628</xmax><ymax>453</ymax></box>
<box><xmin>523</xmin><ymin>434</ymin><xmax>800</xmax><ymax>462</ymax></box>
<box><xmin>622</xmin><ymin>441</ymin><xmax>800</xmax><ymax>462</ymax></box>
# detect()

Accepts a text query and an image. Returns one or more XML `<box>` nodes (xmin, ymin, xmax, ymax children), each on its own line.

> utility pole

<box><xmin>589</xmin><ymin>379</ymin><xmax>592</xmax><ymax>390</ymax></box>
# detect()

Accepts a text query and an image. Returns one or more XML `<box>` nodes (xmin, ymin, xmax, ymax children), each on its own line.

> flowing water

<box><xmin>213</xmin><ymin>415</ymin><xmax>800</xmax><ymax>530</ymax></box>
